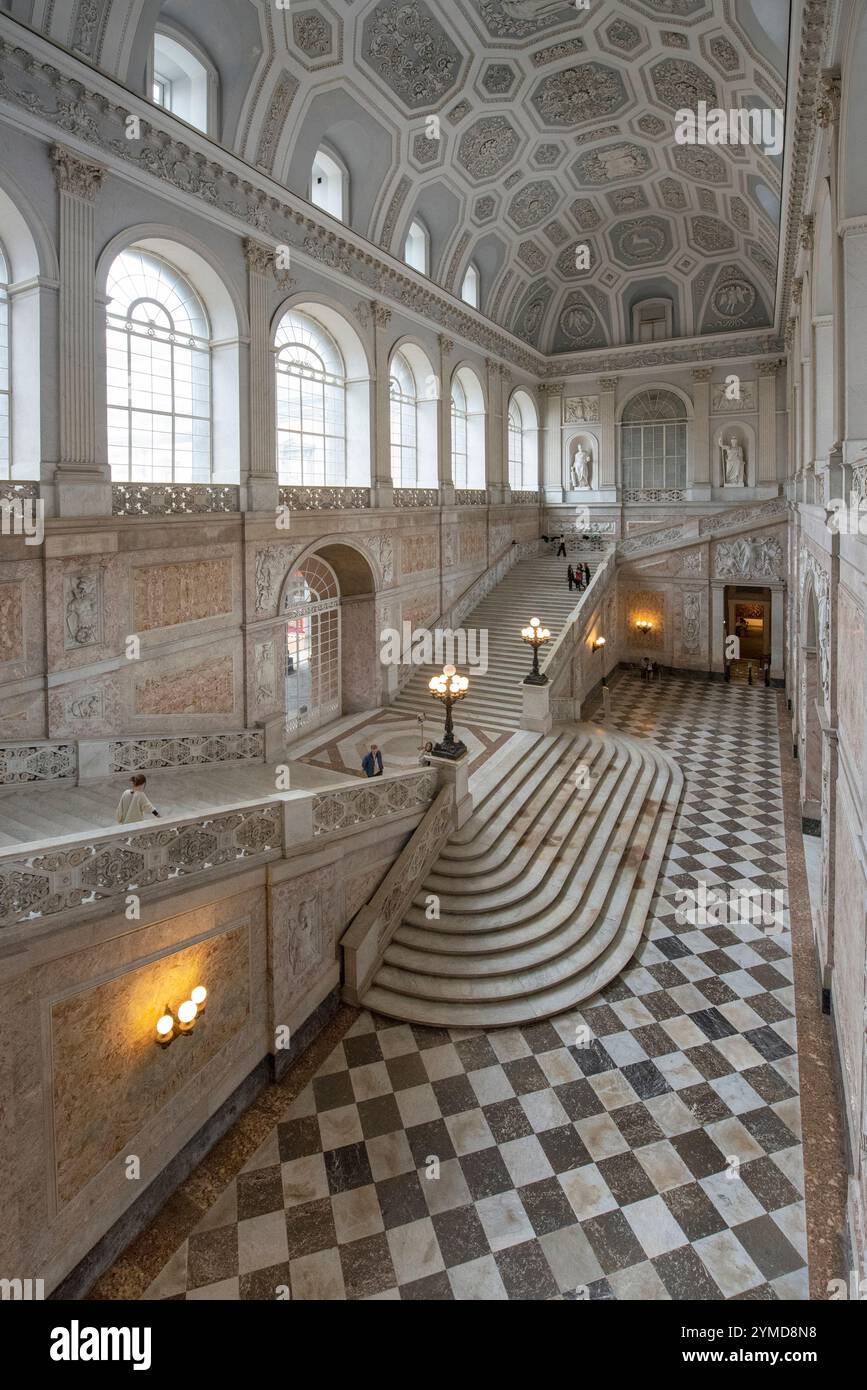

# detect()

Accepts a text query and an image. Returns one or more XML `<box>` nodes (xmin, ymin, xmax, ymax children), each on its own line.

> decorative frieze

<box><xmin>312</xmin><ymin>771</ymin><xmax>438</xmax><ymax>837</ymax></box>
<box><xmin>454</xmin><ymin>489</ymin><xmax>487</xmax><ymax>506</ymax></box>
<box><xmin>393</xmin><ymin>488</ymin><xmax>439</xmax><ymax>509</ymax></box>
<box><xmin>112</xmin><ymin>483</ymin><xmax>240</xmax><ymax>516</ymax></box>
<box><xmin>511</xmin><ymin>490</ymin><xmax>540</xmax><ymax>504</ymax></box>
<box><xmin>110</xmin><ymin>732</ymin><xmax>264</xmax><ymax>773</ymax></box>
<box><xmin>564</xmin><ymin>396</ymin><xmax>600</xmax><ymax>423</ymax></box>
<box><xmin>713</xmin><ymin>534</ymin><xmax>784</xmax><ymax>580</ymax></box>
<box><xmin>623</xmin><ymin>489</ymin><xmax>684</xmax><ymax>504</ymax></box>
<box><xmin>0</xmin><ymin>742</ymin><xmax>77</xmax><ymax>784</ymax></box>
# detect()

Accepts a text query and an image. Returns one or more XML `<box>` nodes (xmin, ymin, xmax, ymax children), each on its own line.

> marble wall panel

<box><xmin>269</xmin><ymin>863</ymin><xmax>342</xmax><ymax>1033</ymax></box>
<box><xmin>402</xmin><ymin>588</ymin><xmax>441</xmax><ymax>633</ymax></box>
<box><xmin>133</xmin><ymin>558</ymin><xmax>234</xmax><ymax>633</ymax></box>
<box><xmin>132</xmin><ymin>644</ymin><xmax>239</xmax><ymax>723</ymax></box>
<box><xmin>836</xmin><ymin>581</ymin><xmax>864</xmax><ymax>772</ymax></box>
<box><xmin>832</xmin><ymin>811</ymin><xmax>866</xmax><ymax>1148</ymax></box>
<box><xmin>460</xmin><ymin>524</ymin><xmax>487</xmax><ymax>567</ymax></box>
<box><xmin>0</xmin><ymin>582</ymin><xmax>24</xmax><ymax>665</ymax></box>
<box><xmin>45</xmin><ymin>554</ymin><xmax>124</xmax><ymax>673</ymax></box>
<box><xmin>401</xmin><ymin>532</ymin><xmax>439</xmax><ymax>577</ymax></box>
<box><xmin>51</xmin><ymin>921</ymin><xmax>252</xmax><ymax>1205</ymax></box>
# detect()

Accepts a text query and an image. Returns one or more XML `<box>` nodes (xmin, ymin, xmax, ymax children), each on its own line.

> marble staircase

<box><xmin>392</xmin><ymin>552</ymin><xmax>599</xmax><ymax>732</ymax></box>
<box><xmin>361</xmin><ymin>723</ymin><xmax>683</xmax><ymax>1027</ymax></box>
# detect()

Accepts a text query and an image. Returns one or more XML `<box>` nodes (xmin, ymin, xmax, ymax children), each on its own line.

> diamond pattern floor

<box><xmin>142</xmin><ymin>673</ymin><xmax>806</xmax><ymax>1301</ymax></box>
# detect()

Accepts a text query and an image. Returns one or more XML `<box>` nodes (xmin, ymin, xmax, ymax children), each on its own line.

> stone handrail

<box><xmin>341</xmin><ymin>783</ymin><xmax>455</xmax><ymax>1002</ymax></box>
<box><xmin>0</xmin><ymin>740</ymin><xmax>77</xmax><ymax>786</ymax></box>
<box><xmin>278</xmin><ymin>485</ymin><xmax>371</xmax><ymax>511</ymax></box>
<box><xmin>521</xmin><ymin>548</ymin><xmax>617</xmax><ymax>732</ymax></box>
<box><xmin>111</xmin><ymin>482</ymin><xmax>240</xmax><ymax>515</ymax></box>
<box><xmin>618</xmin><ymin>496</ymin><xmax>788</xmax><ymax>557</ymax></box>
<box><xmin>0</xmin><ymin>766</ymin><xmax>439</xmax><ymax>930</ymax></box>
<box><xmin>0</xmin><ymin>731</ymin><xmax>267</xmax><ymax>788</ymax></box>
<box><xmin>541</xmin><ymin>548</ymin><xmax>617</xmax><ymax>688</ymax></box>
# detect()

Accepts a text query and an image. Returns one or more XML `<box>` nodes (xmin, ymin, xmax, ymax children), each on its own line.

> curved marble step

<box><xmin>360</xmin><ymin>725</ymin><xmax>683</xmax><ymax>1028</ymax></box>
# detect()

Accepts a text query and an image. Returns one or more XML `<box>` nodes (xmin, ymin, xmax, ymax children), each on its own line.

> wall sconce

<box><xmin>593</xmin><ymin>635</ymin><xmax>607</xmax><ymax>689</ymax></box>
<box><xmin>155</xmin><ymin>985</ymin><xmax>207</xmax><ymax>1048</ymax></box>
<box><xmin>635</xmin><ymin>620</ymin><xmax>653</xmax><ymax>638</ymax></box>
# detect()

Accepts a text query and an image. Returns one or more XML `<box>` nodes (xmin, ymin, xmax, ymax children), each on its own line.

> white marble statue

<box><xmin>721</xmin><ymin>435</ymin><xmax>747</xmax><ymax>487</ymax></box>
<box><xmin>570</xmin><ymin>443</ymin><xmax>592</xmax><ymax>489</ymax></box>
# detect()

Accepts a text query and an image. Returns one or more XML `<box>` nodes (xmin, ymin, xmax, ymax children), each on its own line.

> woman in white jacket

<box><xmin>116</xmin><ymin>774</ymin><xmax>160</xmax><ymax>823</ymax></box>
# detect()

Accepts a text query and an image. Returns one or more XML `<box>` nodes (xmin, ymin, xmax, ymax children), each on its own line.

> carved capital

<box><xmin>353</xmin><ymin>301</ymin><xmax>370</xmax><ymax>329</ymax></box>
<box><xmin>438</xmin><ymin>334</ymin><xmax>454</xmax><ymax>357</ymax></box>
<box><xmin>51</xmin><ymin>143</ymin><xmax>105</xmax><ymax>201</ymax></box>
<box><xmin>799</xmin><ymin>215</ymin><xmax>814</xmax><ymax>252</ymax></box>
<box><xmin>815</xmin><ymin>70</ymin><xmax>841</xmax><ymax>129</ymax></box>
<box><xmin>244</xmin><ymin>237</ymin><xmax>274</xmax><ymax>276</ymax></box>
<box><xmin>757</xmin><ymin>359</ymin><xmax>780</xmax><ymax>377</ymax></box>
<box><xmin>792</xmin><ymin>276</ymin><xmax>803</xmax><ymax>306</ymax></box>
<box><xmin>538</xmin><ymin>380</ymin><xmax>564</xmax><ymax>396</ymax></box>
<box><xmin>599</xmin><ymin>376</ymin><xmax>619</xmax><ymax>393</ymax></box>
<box><xmin>785</xmin><ymin>318</ymin><xmax>796</xmax><ymax>351</ymax></box>
<box><xmin>371</xmin><ymin>301</ymin><xmax>392</xmax><ymax>329</ymax></box>
<box><xmin>691</xmin><ymin>368</ymin><xmax>713</xmax><ymax>383</ymax></box>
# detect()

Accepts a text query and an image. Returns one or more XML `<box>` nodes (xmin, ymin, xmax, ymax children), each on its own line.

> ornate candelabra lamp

<box><xmin>428</xmin><ymin>664</ymin><xmax>469</xmax><ymax>760</ymax></box>
<box><xmin>521</xmin><ymin>617</ymin><xmax>551</xmax><ymax>685</ymax></box>
<box><xmin>635</xmin><ymin>620</ymin><xmax>653</xmax><ymax>639</ymax></box>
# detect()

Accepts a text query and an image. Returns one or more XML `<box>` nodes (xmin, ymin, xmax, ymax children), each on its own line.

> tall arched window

<box><xmin>0</xmin><ymin>246</ymin><xmax>9</xmax><ymax>479</ymax></box>
<box><xmin>283</xmin><ymin>556</ymin><xmax>340</xmax><ymax>735</ymax></box>
<box><xmin>106</xmin><ymin>248</ymin><xmax>212</xmax><ymax>483</ymax></box>
<box><xmin>390</xmin><ymin>351</ymin><xmax>418</xmax><ymax>487</ymax></box>
<box><xmin>461</xmin><ymin>264</ymin><xmax>480</xmax><ymax>309</ymax></box>
<box><xmin>275</xmin><ymin>310</ymin><xmax>346</xmax><ymax>486</ymax></box>
<box><xmin>508</xmin><ymin>389</ymin><xmax>539</xmax><ymax>491</ymax></box>
<box><xmin>311</xmin><ymin>148</ymin><xmax>346</xmax><ymax>222</ymax></box>
<box><xmin>620</xmin><ymin>389</ymin><xmax>687</xmax><ymax>492</ymax></box>
<box><xmin>152</xmin><ymin>31</ymin><xmax>213</xmax><ymax>134</ymax></box>
<box><xmin>451</xmin><ymin>367</ymin><xmax>486</xmax><ymax>489</ymax></box>
<box><xmin>405</xmin><ymin>219</ymin><xmax>429</xmax><ymax>275</ymax></box>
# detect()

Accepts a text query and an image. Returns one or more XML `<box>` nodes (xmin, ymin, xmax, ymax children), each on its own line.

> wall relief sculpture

<box><xmin>681</xmin><ymin>591</ymin><xmax>702</xmax><ymax>654</ymax></box>
<box><xmin>801</xmin><ymin>547</ymin><xmax>831</xmax><ymax>707</ymax></box>
<box><xmin>64</xmin><ymin>574</ymin><xmax>102</xmax><ymax>649</ymax></box>
<box><xmin>564</xmin><ymin>396</ymin><xmax>599</xmax><ymax>423</ymax></box>
<box><xmin>134</xmin><ymin>655</ymin><xmax>235</xmax><ymax>716</ymax></box>
<box><xmin>134</xmin><ymin>559</ymin><xmax>234</xmax><ymax>632</ymax></box>
<box><xmin>0</xmin><ymin>583</ymin><xmax>24</xmax><ymax>665</ymax></box>
<box><xmin>365</xmin><ymin>534</ymin><xmax>394</xmax><ymax>586</ymax></box>
<box><xmin>255</xmin><ymin>640</ymin><xmax>276</xmax><ymax>707</ymax></box>
<box><xmin>714</xmin><ymin>534</ymin><xmax>783</xmax><ymax>581</ymax></box>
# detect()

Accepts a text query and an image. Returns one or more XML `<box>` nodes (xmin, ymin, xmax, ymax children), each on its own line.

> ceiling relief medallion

<box><xmin>471</xmin><ymin>0</ymin><xmax>577</xmax><ymax>40</ymax></box>
<box><xmin>609</xmin><ymin>216</ymin><xmax>673</xmax><ymax>267</ymax></box>
<box><xmin>531</xmin><ymin>63</ymin><xmax>629</xmax><ymax>128</ymax></box>
<box><xmin>458</xmin><ymin>115</ymin><xmax>521</xmax><ymax>179</ymax></box>
<box><xmin>472</xmin><ymin>194</ymin><xmax>498</xmax><ymax>223</ymax></box>
<box><xmin>688</xmin><ymin>215</ymin><xmax>735</xmax><ymax>254</ymax></box>
<box><xmin>363</xmin><ymin>1</ymin><xmax>465</xmax><ymax>110</ymax></box>
<box><xmin>630</xmin><ymin>0</ymin><xmax>709</xmax><ymax>16</ymax></box>
<box><xmin>600</xmin><ymin>18</ymin><xmax>645</xmax><ymax>55</ymax></box>
<box><xmin>544</xmin><ymin>219</ymin><xmax>570</xmax><ymax>246</ymax></box>
<box><xmin>606</xmin><ymin>186</ymin><xmax>650</xmax><ymax>214</ymax></box>
<box><xmin>553</xmin><ymin>292</ymin><xmax>608</xmax><ymax>352</ymax></box>
<box><xmin>555</xmin><ymin>239</ymin><xmax>601</xmax><ymax>279</ymax></box>
<box><xmin>650</xmin><ymin>58</ymin><xmax>718</xmax><ymax>112</ymax></box>
<box><xmin>518</xmin><ymin>239</ymin><xmax>548</xmax><ymax>271</ymax></box>
<box><xmin>671</xmin><ymin>143</ymin><xmax>730</xmax><ymax>184</ymax></box>
<box><xmin>574</xmin><ymin>142</ymin><xmax>652</xmax><ymax>185</ymax></box>
<box><xmin>658</xmin><ymin>177</ymin><xmax>688</xmax><ymax>209</ymax></box>
<box><xmin>412</xmin><ymin>131</ymin><xmax>443</xmax><ymax>167</ymax></box>
<box><xmin>635</xmin><ymin>113</ymin><xmax>667</xmax><ymax>137</ymax></box>
<box><xmin>512</xmin><ymin>280</ymin><xmax>555</xmax><ymax>345</ymax></box>
<box><xmin>705</xmin><ymin>33</ymin><xmax>741</xmax><ymax>76</ymax></box>
<box><xmin>701</xmin><ymin>264</ymin><xmax>768</xmax><ymax>333</ymax></box>
<box><xmin>481</xmin><ymin>62</ymin><xmax>518</xmax><ymax>95</ymax></box>
<box><xmin>532</xmin><ymin>142</ymin><xmax>563</xmax><ymax>167</ymax></box>
<box><xmin>570</xmin><ymin>198</ymin><xmax>603</xmax><ymax>229</ymax></box>
<box><xmin>531</xmin><ymin>37</ymin><xmax>586</xmax><ymax>66</ymax></box>
<box><xmin>292</xmin><ymin>10</ymin><xmax>334</xmax><ymax>61</ymax></box>
<box><xmin>508</xmin><ymin>179</ymin><xmax>559</xmax><ymax>228</ymax></box>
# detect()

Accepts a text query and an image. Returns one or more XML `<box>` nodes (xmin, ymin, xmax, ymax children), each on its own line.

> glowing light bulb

<box><xmin>191</xmin><ymin>985</ymin><xmax>207</xmax><ymax>1010</ymax></box>
<box><xmin>177</xmin><ymin>999</ymin><xmax>197</xmax><ymax>1032</ymax></box>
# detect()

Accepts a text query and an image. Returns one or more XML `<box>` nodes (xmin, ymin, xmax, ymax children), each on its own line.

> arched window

<box><xmin>106</xmin><ymin>248</ymin><xmax>212</xmax><ymax>483</ymax></box>
<box><xmin>152</xmin><ymin>32</ymin><xmax>213</xmax><ymax>134</ymax></box>
<box><xmin>0</xmin><ymin>246</ymin><xmax>9</xmax><ymax>479</ymax></box>
<box><xmin>390</xmin><ymin>351</ymin><xmax>418</xmax><ymax>487</ymax></box>
<box><xmin>274</xmin><ymin>310</ymin><xmax>346</xmax><ymax>486</ymax></box>
<box><xmin>620</xmin><ymin>389</ymin><xmax>687</xmax><ymax>492</ymax></box>
<box><xmin>283</xmin><ymin>556</ymin><xmax>340</xmax><ymax>735</ymax></box>
<box><xmin>404</xmin><ymin>219</ymin><xmax>429</xmax><ymax>275</ymax></box>
<box><xmin>508</xmin><ymin>389</ymin><xmax>539</xmax><ymax>491</ymax></box>
<box><xmin>311</xmin><ymin>148</ymin><xmax>346</xmax><ymax>222</ymax></box>
<box><xmin>451</xmin><ymin>367</ymin><xmax>486</xmax><ymax>489</ymax></box>
<box><xmin>461</xmin><ymin>263</ymin><xmax>480</xmax><ymax>309</ymax></box>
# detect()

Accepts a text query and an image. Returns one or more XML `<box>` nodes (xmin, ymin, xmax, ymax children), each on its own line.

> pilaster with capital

<box><xmin>244</xmin><ymin>239</ymin><xmax>278</xmax><ymax>510</ymax></box>
<box><xmin>52</xmin><ymin>144</ymin><xmax>109</xmax><ymax>515</ymax></box>
<box><xmin>757</xmin><ymin>361</ymin><xmax>780</xmax><ymax>485</ymax></box>
<box><xmin>371</xmin><ymin>301</ymin><xmax>394</xmax><ymax>506</ymax></box>
<box><xmin>484</xmin><ymin>358</ymin><xmax>505</xmax><ymax>502</ymax></box>
<box><xmin>599</xmin><ymin>376</ymin><xmax>619</xmax><ymax>491</ymax></box>
<box><xmin>437</xmin><ymin>335</ymin><xmax>454</xmax><ymax>503</ymax></box>
<box><xmin>690</xmin><ymin>368</ymin><xmax>712</xmax><ymax>490</ymax></box>
<box><xmin>540</xmin><ymin>381</ymin><xmax>564</xmax><ymax>501</ymax></box>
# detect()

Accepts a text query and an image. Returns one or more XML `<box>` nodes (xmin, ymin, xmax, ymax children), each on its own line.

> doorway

<box><xmin>724</xmin><ymin>585</ymin><xmax>771</xmax><ymax>683</ymax></box>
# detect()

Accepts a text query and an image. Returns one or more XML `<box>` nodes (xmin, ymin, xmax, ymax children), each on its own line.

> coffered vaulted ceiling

<box><xmin>10</xmin><ymin>0</ymin><xmax>791</xmax><ymax>355</ymax></box>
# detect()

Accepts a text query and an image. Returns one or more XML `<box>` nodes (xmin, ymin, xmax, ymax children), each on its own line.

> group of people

<box><xmin>567</xmin><ymin>562</ymin><xmax>591</xmax><ymax>592</ymax></box>
<box><xmin>640</xmin><ymin>656</ymin><xmax>660</xmax><ymax>682</ymax></box>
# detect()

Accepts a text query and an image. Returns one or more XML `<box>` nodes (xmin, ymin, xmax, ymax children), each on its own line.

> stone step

<box><xmin>358</xmin><ymin>725</ymin><xmax>683</xmax><ymax>1028</ymax></box>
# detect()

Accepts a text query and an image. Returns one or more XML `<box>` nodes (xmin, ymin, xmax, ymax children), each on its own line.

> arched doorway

<box><xmin>280</xmin><ymin>542</ymin><xmax>378</xmax><ymax>738</ymax></box>
<box><xmin>282</xmin><ymin>556</ymin><xmax>341</xmax><ymax>736</ymax></box>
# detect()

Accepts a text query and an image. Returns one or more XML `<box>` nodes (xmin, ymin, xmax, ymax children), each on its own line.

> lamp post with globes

<box><xmin>428</xmin><ymin>664</ymin><xmax>469</xmax><ymax>760</ymax></box>
<box><xmin>521</xmin><ymin>617</ymin><xmax>551</xmax><ymax>685</ymax></box>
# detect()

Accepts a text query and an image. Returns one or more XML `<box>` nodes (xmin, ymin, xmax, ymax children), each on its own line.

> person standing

<box><xmin>116</xmin><ymin>774</ymin><xmax>160</xmax><ymax>823</ymax></box>
<box><xmin>567</xmin><ymin>563</ymin><xmax>575</xmax><ymax>590</ymax></box>
<box><xmin>556</xmin><ymin>535</ymin><xmax>567</xmax><ymax>557</ymax></box>
<box><xmin>583</xmin><ymin>562</ymin><xmax>591</xmax><ymax>587</ymax></box>
<box><xmin>362</xmin><ymin>744</ymin><xmax>383</xmax><ymax>777</ymax></box>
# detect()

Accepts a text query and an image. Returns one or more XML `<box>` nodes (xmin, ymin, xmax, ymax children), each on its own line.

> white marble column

<box><xmin>51</xmin><ymin>144</ymin><xmax>109</xmax><ymax>517</ymax></box>
<box><xmin>599</xmin><ymin>376</ymin><xmax>619</xmax><ymax>497</ymax></box>
<box><xmin>689</xmin><ymin>368</ymin><xmax>712</xmax><ymax>498</ymax></box>
<box><xmin>371</xmin><ymin>302</ymin><xmax>394</xmax><ymax>507</ymax></box>
<box><xmin>540</xmin><ymin>381</ymin><xmax>563</xmax><ymax>503</ymax></box>
<box><xmin>437</xmin><ymin>335</ymin><xmax>455</xmax><ymax>505</ymax></box>
<box><xmin>243</xmin><ymin>239</ymin><xmax>280</xmax><ymax>512</ymax></box>
<box><xmin>757</xmin><ymin>361</ymin><xmax>780</xmax><ymax>488</ymax></box>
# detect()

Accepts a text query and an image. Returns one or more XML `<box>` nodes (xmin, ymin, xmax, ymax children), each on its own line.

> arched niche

<box><xmin>563</xmin><ymin>428</ymin><xmax>599</xmax><ymax>493</ymax></box>
<box><xmin>714</xmin><ymin>421</ymin><xmax>756</xmax><ymax>488</ymax></box>
<box><xmin>97</xmin><ymin>226</ymin><xmax>244</xmax><ymax>482</ymax></box>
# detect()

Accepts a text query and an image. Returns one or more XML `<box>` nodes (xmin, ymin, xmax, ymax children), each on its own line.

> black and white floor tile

<box><xmin>144</xmin><ymin>674</ymin><xmax>806</xmax><ymax>1301</ymax></box>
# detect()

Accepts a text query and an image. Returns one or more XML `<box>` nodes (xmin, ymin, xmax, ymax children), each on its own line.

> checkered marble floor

<box><xmin>144</xmin><ymin>673</ymin><xmax>807</xmax><ymax>1301</ymax></box>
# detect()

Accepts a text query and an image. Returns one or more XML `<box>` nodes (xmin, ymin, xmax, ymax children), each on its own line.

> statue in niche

<box><xmin>570</xmin><ymin>442</ymin><xmax>593</xmax><ymax>489</ymax></box>
<box><xmin>720</xmin><ymin>435</ymin><xmax>747</xmax><ymax>487</ymax></box>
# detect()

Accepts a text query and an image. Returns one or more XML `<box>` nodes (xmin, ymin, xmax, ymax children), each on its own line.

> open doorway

<box><xmin>724</xmin><ymin>585</ymin><xmax>772</xmax><ymax>684</ymax></box>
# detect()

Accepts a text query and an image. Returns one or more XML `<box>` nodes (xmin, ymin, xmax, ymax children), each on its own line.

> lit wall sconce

<box><xmin>635</xmin><ymin>620</ymin><xmax>653</xmax><ymax>638</ymax></box>
<box><xmin>154</xmin><ymin>985</ymin><xmax>207</xmax><ymax>1048</ymax></box>
<box><xmin>593</xmin><ymin>635</ymin><xmax>607</xmax><ymax>689</ymax></box>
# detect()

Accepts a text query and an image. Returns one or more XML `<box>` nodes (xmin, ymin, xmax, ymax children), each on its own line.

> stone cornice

<box><xmin>780</xmin><ymin>0</ymin><xmax>834</xmax><ymax>325</ymax></box>
<box><xmin>0</xmin><ymin>17</ymin><xmax>789</xmax><ymax>380</ymax></box>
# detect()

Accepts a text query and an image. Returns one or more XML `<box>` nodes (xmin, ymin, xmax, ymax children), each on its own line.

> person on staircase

<box><xmin>555</xmin><ymin>535</ymin><xmax>567</xmax><ymax>557</ymax></box>
<box><xmin>567</xmin><ymin>563</ymin><xmax>576</xmax><ymax>590</ymax></box>
<box><xmin>116</xmin><ymin>774</ymin><xmax>160</xmax><ymax>823</ymax></box>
